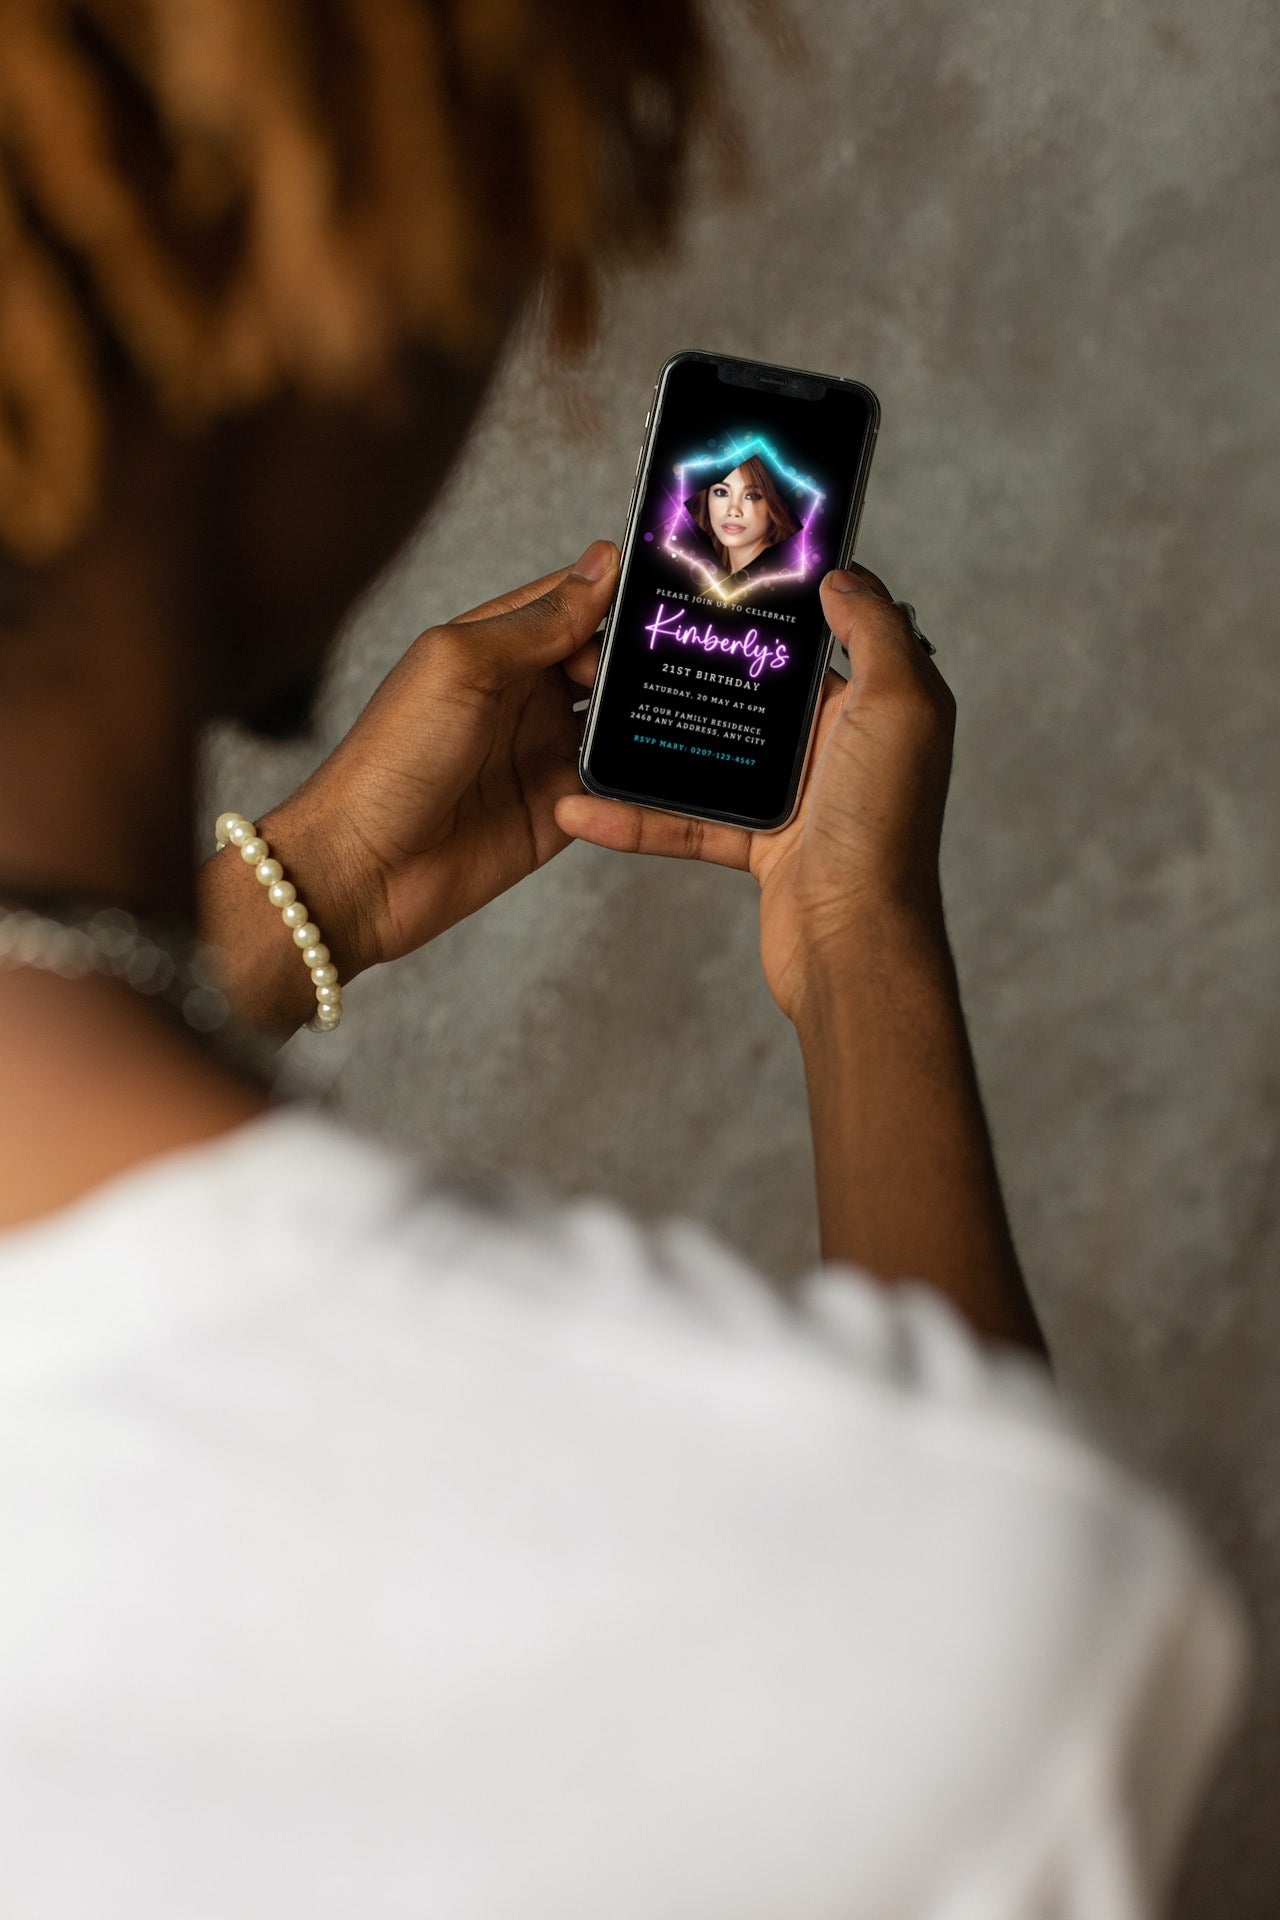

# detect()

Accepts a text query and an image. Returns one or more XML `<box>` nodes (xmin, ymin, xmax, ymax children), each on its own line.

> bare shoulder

<box><xmin>0</xmin><ymin>966</ymin><xmax>268</xmax><ymax>1234</ymax></box>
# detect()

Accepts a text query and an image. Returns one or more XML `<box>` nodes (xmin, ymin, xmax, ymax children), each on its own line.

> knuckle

<box><xmin>416</xmin><ymin>621</ymin><xmax>500</xmax><ymax>697</ymax></box>
<box><xmin>842</xmin><ymin>601</ymin><xmax>911</xmax><ymax>666</ymax></box>
<box><xmin>872</xmin><ymin>675</ymin><xmax>946</xmax><ymax>744</ymax></box>
<box><xmin>859</xmin><ymin>642</ymin><xmax>918</xmax><ymax>701</ymax></box>
<box><xmin>535</xmin><ymin>584</ymin><xmax>575</xmax><ymax>631</ymax></box>
<box><xmin>415</xmin><ymin>622</ymin><xmax>469</xmax><ymax>668</ymax></box>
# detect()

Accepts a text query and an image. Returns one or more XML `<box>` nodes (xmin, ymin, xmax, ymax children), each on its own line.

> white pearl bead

<box><xmin>210</xmin><ymin>809</ymin><xmax>347</xmax><ymax>1038</ymax></box>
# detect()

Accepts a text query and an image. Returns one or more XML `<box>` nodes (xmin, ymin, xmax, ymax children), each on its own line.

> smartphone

<box><xmin>579</xmin><ymin>350</ymin><xmax>879</xmax><ymax>832</ymax></box>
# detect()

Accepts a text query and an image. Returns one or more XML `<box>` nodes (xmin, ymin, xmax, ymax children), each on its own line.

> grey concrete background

<box><xmin>205</xmin><ymin>3</ymin><xmax>1280</xmax><ymax>1912</ymax></box>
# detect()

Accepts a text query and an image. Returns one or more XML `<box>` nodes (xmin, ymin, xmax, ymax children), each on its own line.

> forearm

<box><xmin>795</xmin><ymin>905</ymin><xmax>1045</xmax><ymax>1355</ymax></box>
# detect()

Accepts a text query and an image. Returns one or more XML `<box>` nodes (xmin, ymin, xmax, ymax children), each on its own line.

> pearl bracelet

<box><xmin>214</xmin><ymin>813</ymin><xmax>343</xmax><ymax>1032</ymax></box>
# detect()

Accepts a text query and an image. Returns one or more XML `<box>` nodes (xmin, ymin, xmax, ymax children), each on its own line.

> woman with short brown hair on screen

<box><xmin>689</xmin><ymin>453</ymin><xmax>801</xmax><ymax>576</ymax></box>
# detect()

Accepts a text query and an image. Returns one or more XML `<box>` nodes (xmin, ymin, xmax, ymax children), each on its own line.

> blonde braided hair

<box><xmin>0</xmin><ymin>0</ymin><xmax>712</xmax><ymax>562</ymax></box>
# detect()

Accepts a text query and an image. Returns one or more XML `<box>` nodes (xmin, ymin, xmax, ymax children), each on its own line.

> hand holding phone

<box><xmin>579</xmin><ymin>351</ymin><xmax>879</xmax><ymax>832</ymax></box>
<box><xmin>529</xmin><ymin>361</ymin><xmax>1020</xmax><ymax>1346</ymax></box>
<box><xmin>563</xmin><ymin>560</ymin><xmax>955</xmax><ymax>1027</ymax></box>
<box><xmin>213</xmin><ymin>544</ymin><xmax>619</xmax><ymax>1031</ymax></box>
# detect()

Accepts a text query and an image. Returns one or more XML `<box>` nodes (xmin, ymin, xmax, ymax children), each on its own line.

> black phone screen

<box><xmin>581</xmin><ymin>354</ymin><xmax>877</xmax><ymax>829</ymax></box>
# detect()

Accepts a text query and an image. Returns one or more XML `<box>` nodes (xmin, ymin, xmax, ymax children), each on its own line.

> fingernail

<box><xmin>824</xmin><ymin>568</ymin><xmax>858</xmax><ymax>593</ymax></box>
<box><xmin>571</xmin><ymin>539</ymin><xmax>617</xmax><ymax>582</ymax></box>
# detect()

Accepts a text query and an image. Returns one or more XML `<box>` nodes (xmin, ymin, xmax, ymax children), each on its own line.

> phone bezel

<box><xmin>579</xmin><ymin>349</ymin><xmax>880</xmax><ymax>834</ymax></box>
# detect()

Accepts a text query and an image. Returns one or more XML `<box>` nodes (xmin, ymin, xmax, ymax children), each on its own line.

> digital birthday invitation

<box><xmin>583</xmin><ymin>358</ymin><xmax>876</xmax><ymax>827</ymax></box>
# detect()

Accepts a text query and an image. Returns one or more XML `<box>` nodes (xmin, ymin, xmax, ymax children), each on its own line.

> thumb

<box><xmin>449</xmin><ymin>540</ymin><xmax>619</xmax><ymax>690</ymax></box>
<box><xmin>820</xmin><ymin>566</ymin><xmax>925</xmax><ymax>698</ymax></box>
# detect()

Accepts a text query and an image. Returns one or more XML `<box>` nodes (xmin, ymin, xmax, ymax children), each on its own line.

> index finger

<box><xmin>555</xmin><ymin>793</ymin><xmax>753</xmax><ymax>872</ymax></box>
